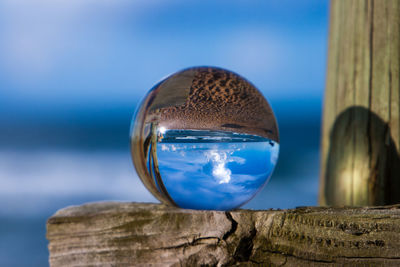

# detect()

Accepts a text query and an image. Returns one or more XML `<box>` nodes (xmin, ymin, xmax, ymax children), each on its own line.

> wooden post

<box><xmin>320</xmin><ymin>0</ymin><xmax>400</xmax><ymax>206</ymax></box>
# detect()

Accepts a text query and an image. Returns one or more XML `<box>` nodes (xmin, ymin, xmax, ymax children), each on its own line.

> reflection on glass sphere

<box><xmin>130</xmin><ymin>67</ymin><xmax>279</xmax><ymax>210</ymax></box>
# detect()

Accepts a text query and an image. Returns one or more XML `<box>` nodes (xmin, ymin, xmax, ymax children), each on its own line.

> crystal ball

<box><xmin>130</xmin><ymin>67</ymin><xmax>279</xmax><ymax>210</ymax></box>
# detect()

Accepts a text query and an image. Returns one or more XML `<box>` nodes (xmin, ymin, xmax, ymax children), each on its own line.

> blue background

<box><xmin>0</xmin><ymin>0</ymin><xmax>328</xmax><ymax>265</ymax></box>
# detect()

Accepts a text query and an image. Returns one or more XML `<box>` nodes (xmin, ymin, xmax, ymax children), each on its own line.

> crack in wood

<box><xmin>222</xmin><ymin>212</ymin><xmax>238</xmax><ymax>241</ymax></box>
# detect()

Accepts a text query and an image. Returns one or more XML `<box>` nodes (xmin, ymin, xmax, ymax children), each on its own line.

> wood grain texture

<box><xmin>47</xmin><ymin>202</ymin><xmax>400</xmax><ymax>266</ymax></box>
<box><xmin>320</xmin><ymin>0</ymin><xmax>400</xmax><ymax>206</ymax></box>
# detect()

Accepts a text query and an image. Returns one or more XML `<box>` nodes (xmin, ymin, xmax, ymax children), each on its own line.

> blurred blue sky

<box><xmin>0</xmin><ymin>0</ymin><xmax>328</xmax><ymax>121</ymax></box>
<box><xmin>0</xmin><ymin>1</ymin><xmax>328</xmax><ymax>265</ymax></box>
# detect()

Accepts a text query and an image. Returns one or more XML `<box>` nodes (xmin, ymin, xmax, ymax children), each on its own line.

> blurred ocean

<box><xmin>0</xmin><ymin>0</ymin><xmax>328</xmax><ymax>265</ymax></box>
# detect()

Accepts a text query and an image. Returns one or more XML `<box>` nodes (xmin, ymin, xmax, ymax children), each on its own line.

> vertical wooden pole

<box><xmin>320</xmin><ymin>0</ymin><xmax>400</xmax><ymax>206</ymax></box>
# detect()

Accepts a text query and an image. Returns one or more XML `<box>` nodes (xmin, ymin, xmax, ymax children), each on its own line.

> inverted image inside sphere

<box><xmin>130</xmin><ymin>67</ymin><xmax>279</xmax><ymax>210</ymax></box>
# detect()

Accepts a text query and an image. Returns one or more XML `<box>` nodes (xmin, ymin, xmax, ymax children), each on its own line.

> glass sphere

<box><xmin>130</xmin><ymin>67</ymin><xmax>279</xmax><ymax>210</ymax></box>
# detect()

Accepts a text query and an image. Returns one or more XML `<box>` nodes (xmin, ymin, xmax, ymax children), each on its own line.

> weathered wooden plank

<box><xmin>47</xmin><ymin>202</ymin><xmax>400</xmax><ymax>266</ymax></box>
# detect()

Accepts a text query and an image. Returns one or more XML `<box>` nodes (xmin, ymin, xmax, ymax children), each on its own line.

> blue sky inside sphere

<box><xmin>156</xmin><ymin>131</ymin><xmax>279</xmax><ymax>210</ymax></box>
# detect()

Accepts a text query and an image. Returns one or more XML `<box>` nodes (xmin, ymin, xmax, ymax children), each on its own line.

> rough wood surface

<box><xmin>320</xmin><ymin>0</ymin><xmax>400</xmax><ymax>206</ymax></box>
<box><xmin>47</xmin><ymin>202</ymin><xmax>400</xmax><ymax>266</ymax></box>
